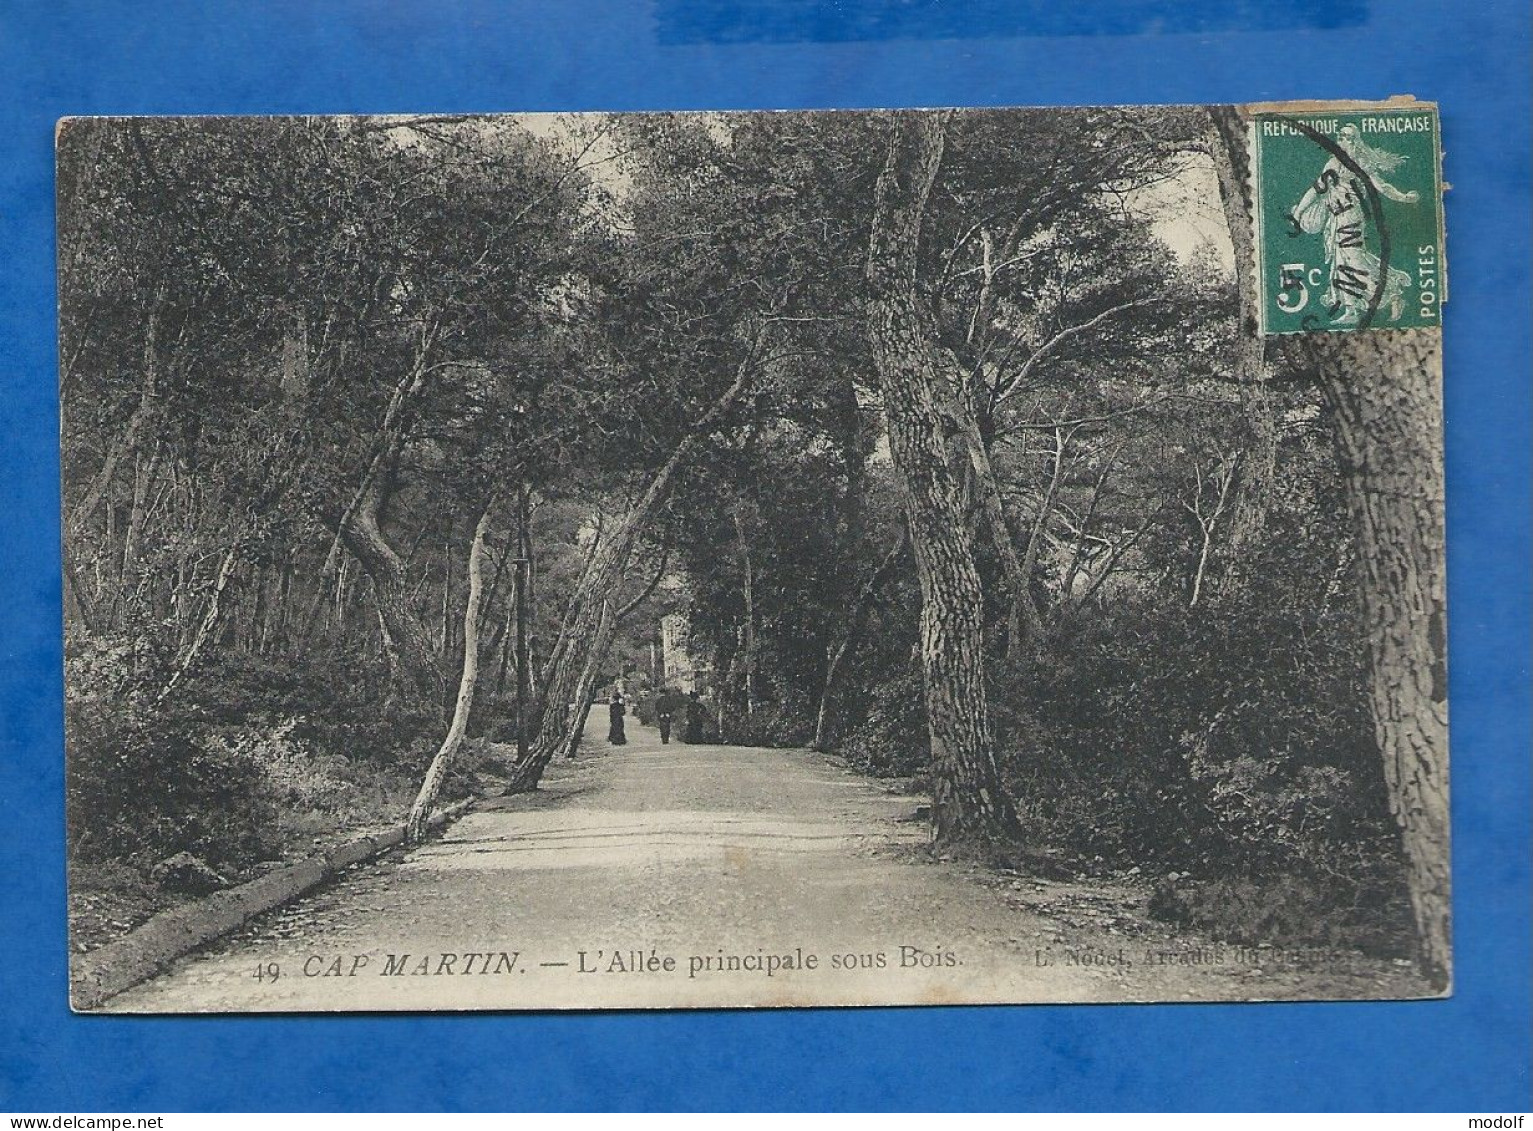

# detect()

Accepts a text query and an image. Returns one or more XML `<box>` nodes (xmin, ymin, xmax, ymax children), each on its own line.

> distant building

<box><xmin>660</xmin><ymin>612</ymin><xmax>707</xmax><ymax>694</ymax></box>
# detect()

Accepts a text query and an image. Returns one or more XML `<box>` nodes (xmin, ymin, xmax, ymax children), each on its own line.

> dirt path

<box><xmin>104</xmin><ymin>717</ymin><xmax>1426</xmax><ymax>1012</ymax></box>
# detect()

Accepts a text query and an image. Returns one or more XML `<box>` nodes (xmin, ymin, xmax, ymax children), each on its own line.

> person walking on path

<box><xmin>683</xmin><ymin>690</ymin><xmax>705</xmax><ymax>744</ymax></box>
<box><xmin>655</xmin><ymin>688</ymin><xmax>676</xmax><ymax>744</ymax></box>
<box><xmin>608</xmin><ymin>691</ymin><xmax>628</xmax><ymax>745</ymax></box>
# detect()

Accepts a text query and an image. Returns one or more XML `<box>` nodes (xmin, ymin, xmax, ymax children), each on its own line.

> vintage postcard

<box><xmin>59</xmin><ymin>101</ymin><xmax>1449</xmax><ymax>1013</ymax></box>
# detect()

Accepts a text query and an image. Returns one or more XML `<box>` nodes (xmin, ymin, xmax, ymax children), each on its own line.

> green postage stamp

<box><xmin>1252</xmin><ymin>103</ymin><xmax>1445</xmax><ymax>334</ymax></box>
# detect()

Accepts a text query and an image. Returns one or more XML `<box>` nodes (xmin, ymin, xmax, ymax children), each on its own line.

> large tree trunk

<box><xmin>1211</xmin><ymin>106</ymin><xmax>1450</xmax><ymax>987</ymax></box>
<box><xmin>865</xmin><ymin>113</ymin><xmax>1021</xmax><ymax>846</ymax></box>
<box><xmin>406</xmin><ymin>501</ymin><xmax>495</xmax><ymax>843</ymax></box>
<box><xmin>1304</xmin><ymin>330</ymin><xmax>1451</xmax><ymax>989</ymax></box>
<box><xmin>558</xmin><ymin>597</ymin><xmax>621</xmax><ymax>761</ymax></box>
<box><xmin>305</xmin><ymin>318</ymin><xmax>441</xmax><ymax>675</ymax></box>
<box><xmin>503</xmin><ymin>516</ymin><xmax>638</xmax><ymax>788</ymax></box>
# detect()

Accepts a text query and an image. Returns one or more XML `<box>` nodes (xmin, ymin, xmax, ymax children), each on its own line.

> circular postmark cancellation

<box><xmin>1252</xmin><ymin>104</ymin><xmax>1445</xmax><ymax>335</ymax></box>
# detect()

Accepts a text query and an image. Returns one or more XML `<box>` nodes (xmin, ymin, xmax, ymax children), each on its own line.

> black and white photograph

<box><xmin>58</xmin><ymin>105</ymin><xmax>1450</xmax><ymax>1013</ymax></box>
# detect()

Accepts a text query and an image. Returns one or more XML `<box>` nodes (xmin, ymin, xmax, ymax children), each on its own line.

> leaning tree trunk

<box><xmin>339</xmin><ymin>473</ymin><xmax>445</xmax><ymax>713</ymax></box>
<box><xmin>811</xmin><ymin>531</ymin><xmax>909</xmax><ymax>750</ymax></box>
<box><xmin>1304</xmin><ymin>330</ymin><xmax>1451</xmax><ymax>988</ymax></box>
<box><xmin>406</xmin><ymin>501</ymin><xmax>495</xmax><ymax>844</ymax></box>
<box><xmin>155</xmin><ymin>534</ymin><xmax>242</xmax><ymax>705</ymax></box>
<box><xmin>310</xmin><ymin>318</ymin><xmax>444</xmax><ymax>704</ymax></box>
<box><xmin>503</xmin><ymin>350</ymin><xmax>761</xmax><ymax>792</ymax></box>
<box><xmin>548</xmin><ymin>545</ymin><xmax>672</xmax><ymax>759</ymax></box>
<box><xmin>1208</xmin><ymin>107</ymin><xmax>1278</xmax><ymax>594</ymax></box>
<box><xmin>865</xmin><ymin>112</ymin><xmax>1021</xmax><ymax>846</ymax></box>
<box><xmin>957</xmin><ymin>410</ymin><xmax>1044</xmax><ymax>659</ymax></box>
<box><xmin>502</xmin><ymin>503</ymin><xmax>648</xmax><ymax>791</ymax></box>
<box><xmin>560</xmin><ymin>597</ymin><xmax>622</xmax><ymax>760</ymax></box>
<box><xmin>1210</xmin><ymin>105</ymin><xmax>1450</xmax><ymax>987</ymax></box>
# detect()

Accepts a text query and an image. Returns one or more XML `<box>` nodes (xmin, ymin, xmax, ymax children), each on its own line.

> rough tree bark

<box><xmin>865</xmin><ymin>112</ymin><xmax>1022</xmax><ymax>845</ymax></box>
<box><xmin>556</xmin><ymin>597</ymin><xmax>621</xmax><ymax>762</ymax></box>
<box><xmin>1304</xmin><ymin>329</ymin><xmax>1451</xmax><ymax>988</ymax></box>
<box><xmin>330</xmin><ymin>325</ymin><xmax>447</xmax><ymax>710</ymax></box>
<box><xmin>340</xmin><ymin>471</ymin><xmax>447</xmax><ymax>711</ymax></box>
<box><xmin>406</xmin><ymin>500</ymin><xmax>495</xmax><ymax>843</ymax></box>
<box><xmin>1212</xmin><ymin>106</ymin><xmax>1450</xmax><ymax>987</ymax></box>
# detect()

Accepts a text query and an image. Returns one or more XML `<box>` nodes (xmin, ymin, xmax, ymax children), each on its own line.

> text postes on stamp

<box><xmin>1253</xmin><ymin>105</ymin><xmax>1444</xmax><ymax>334</ymax></box>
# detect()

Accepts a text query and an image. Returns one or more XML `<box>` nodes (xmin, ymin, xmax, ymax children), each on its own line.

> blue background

<box><xmin>2</xmin><ymin>0</ymin><xmax>1528</xmax><ymax>1113</ymax></box>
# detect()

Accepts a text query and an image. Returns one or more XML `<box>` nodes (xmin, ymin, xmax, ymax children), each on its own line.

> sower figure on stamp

<box><xmin>607</xmin><ymin>691</ymin><xmax>627</xmax><ymax>746</ymax></box>
<box><xmin>1289</xmin><ymin>124</ymin><xmax>1419</xmax><ymax>325</ymax></box>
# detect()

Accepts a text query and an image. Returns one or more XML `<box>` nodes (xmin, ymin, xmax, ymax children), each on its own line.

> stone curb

<box><xmin>69</xmin><ymin>798</ymin><xmax>479</xmax><ymax>1012</ymax></box>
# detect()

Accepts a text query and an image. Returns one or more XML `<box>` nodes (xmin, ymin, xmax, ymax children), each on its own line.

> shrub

<box><xmin>64</xmin><ymin>632</ymin><xmax>436</xmax><ymax>880</ymax></box>
<box><xmin>1147</xmin><ymin>870</ymin><xmax>1414</xmax><ymax>956</ymax></box>
<box><xmin>720</xmin><ymin>694</ymin><xmax>815</xmax><ymax>748</ymax></box>
<box><xmin>987</xmin><ymin>586</ymin><xmax>1393</xmax><ymax>877</ymax></box>
<box><xmin>67</xmin><ymin>696</ymin><xmax>284</xmax><ymax>872</ymax></box>
<box><xmin>836</xmin><ymin>664</ymin><xmax>928</xmax><ymax>777</ymax></box>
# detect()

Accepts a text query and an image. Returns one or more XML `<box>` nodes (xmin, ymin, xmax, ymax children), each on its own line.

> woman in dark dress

<box><xmin>607</xmin><ymin>692</ymin><xmax>627</xmax><ymax>745</ymax></box>
<box><xmin>655</xmin><ymin>689</ymin><xmax>675</xmax><ymax>745</ymax></box>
